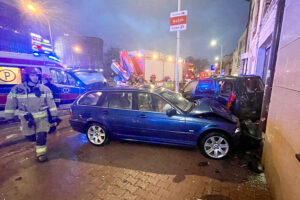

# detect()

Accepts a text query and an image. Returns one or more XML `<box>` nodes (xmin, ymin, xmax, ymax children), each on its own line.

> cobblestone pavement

<box><xmin>0</xmin><ymin>119</ymin><xmax>272</xmax><ymax>200</ymax></box>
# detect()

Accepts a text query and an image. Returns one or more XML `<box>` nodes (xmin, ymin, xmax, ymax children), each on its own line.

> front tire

<box><xmin>200</xmin><ymin>132</ymin><xmax>231</xmax><ymax>159</ymax></box>
<box><xmin>86</xmin><ymin>123</ymin><xmax>109</xmax><ymax>146</ymax></box>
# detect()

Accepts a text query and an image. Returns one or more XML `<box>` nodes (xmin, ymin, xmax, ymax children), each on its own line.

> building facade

<box><xmin>261</xmin><ymin>0</ymin><xmax>300</xmax><ymax>199</ymax></box>
<box><xmin>244</xmin><ymin>0</ymin><xmax>277</xmax><ymax>83</ymax></box>
<box><xmin>244</xmin><ymin>0</ymin><xmax>300</xmax><ymax>199</ymax></box>
<box><xmin>231</xmin><ymin>28</ymin><xmax>248</xmax><ymax>75</ymax></box>
<box><xmin>0</xmin><ymin>2</ymin><xmax>31</xmax><ymax>53</ymax></box>
<box><xmin>222</xmin><ymin>53</ymin><xmax>233</xmax><ymax>75</ymax></box>
<box><xmin>55</xmin><ymin>35</ymin><xmax>104</xmax><ymax>70</ymax></box>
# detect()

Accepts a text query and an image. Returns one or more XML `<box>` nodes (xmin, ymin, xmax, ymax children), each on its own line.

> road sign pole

<box><xmin>175</xmin><ymin>0</ymin><xmax>181</xmax><ymax>93</ymax></box>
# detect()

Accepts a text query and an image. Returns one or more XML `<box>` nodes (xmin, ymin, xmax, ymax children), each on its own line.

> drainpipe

<box><xmin>259</xmin><ymin>0</ymin><xmax>286</xmax><ymax>132</ymax></box>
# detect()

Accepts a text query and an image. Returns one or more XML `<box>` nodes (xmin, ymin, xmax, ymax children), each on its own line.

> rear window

<box><xmin>246</xmin><ymin>78</ymin><xmax>264</xmax><ymax>92</ymax></box>
<box><xmin>196</xmin><ymin>79</ymin><xmax>214</xmax><ymax>94</ymax></box>
<box><xmin>78</xmin><ymin>92</ymin><xmax>103</xmax><ymax>106</ymax></box>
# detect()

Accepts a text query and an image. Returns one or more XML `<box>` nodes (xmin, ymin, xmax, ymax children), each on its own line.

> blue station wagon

<box><xmin>69</xmin><ymin>87</ymin><xmax>241</xmax><ymax>159</ymax></box>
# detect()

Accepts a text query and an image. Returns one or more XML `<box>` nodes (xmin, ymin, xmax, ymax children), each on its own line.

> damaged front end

<box><xmin>241</xmin><ymin>120</ymin><xmax>262</xmax><ymax>141</ymax></box>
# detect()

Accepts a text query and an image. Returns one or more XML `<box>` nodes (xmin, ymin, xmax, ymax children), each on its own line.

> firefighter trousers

<box><xmin>20</xmin><ymin>116</ymin><xmax>50</xmax><ymax>157</ymax></box>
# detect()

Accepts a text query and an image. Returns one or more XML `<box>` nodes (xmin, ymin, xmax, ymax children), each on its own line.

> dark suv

<box><xmin>186</xmin><ymin>75</ymin><xmax>264</xmax><ymax>121</ymax></box>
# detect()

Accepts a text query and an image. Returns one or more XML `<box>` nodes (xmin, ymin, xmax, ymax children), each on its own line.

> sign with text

<box><xmin>170</xmin><ymin>10</ymin><xmax>187</xmax><ymax>32</ymax></box>
<box><xmin>0</xmin><ymin>67</ymin><xmax>21</xmax><ymax>85</ymax></box>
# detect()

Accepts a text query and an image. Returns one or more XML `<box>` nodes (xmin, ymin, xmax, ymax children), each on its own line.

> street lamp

<box><xmin>72</xmin><ymin>46</ymin><xmax>82</xmax><ymax>68</ymax></box>
<box><xmin>73</xmin><ymin>46</ymin><xmax>82</xmax><ymax>53</ymax></box>
<box><xmin>214</xmin><ymin>56</ymin><xmax>219</xmax><ymax>61</ymax></box>
<box><xmin>210</xmin><ymin>39</ymin><xmax>223</xmax><ymax>74</ymax></box>
<box><xmin>25</xmin><ymin>2</ymin><xmax>53</xmax><ymax>45</ymax></box>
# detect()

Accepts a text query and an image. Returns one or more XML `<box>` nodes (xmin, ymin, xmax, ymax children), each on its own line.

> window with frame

<box><xmin>67</xmin><ymin>73</ymin><xmax>76</xmax><ymax>86</ymax></box>
<box><xmin>137</xmin><ymin>93</ymin><xmax>153</xmax><ymax>111</ymax></box>
<box><xmin>78</xmin><ymin>92</ymin><xmax>103</xmax><ymax>106</ymax></box>
<box><xmin>151</xmin><ymin>94</ymin><xmax>172</xmax><ymax>113</ymax></box>
<box><xmin>245</xmin><ymin>78</ymin><xmax>264</xmax><ymax>93</ymax></box>
<box><xmin>184</xmin><ymin>81</ymin><xmax>198</xmax><ymax>93</ymax></box>
<box><xmin>101</xmin><ymin>92</ymin><xmax>133</xmax><ymax>110</ymax></box>
<box><xmin>219</xmin><ymin>80</ymin><xmax>233</xmax><ymax>97</ymax></box>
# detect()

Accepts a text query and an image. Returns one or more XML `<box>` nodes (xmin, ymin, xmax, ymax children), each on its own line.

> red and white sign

<box><xmin>170</xmin><ymin>10</ymin><xmax>187</xmax><ymax>32</ymax></box>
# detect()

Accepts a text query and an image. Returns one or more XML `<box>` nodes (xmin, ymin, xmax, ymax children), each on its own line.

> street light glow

<box><xmin>27</xmin><ymin>4</ymin><xmax>36</xmax><ymax>12</ymax></box>
<box><xmin>210</xmin><ymin>40</ymin><xmax>217</xmax><ymax>47</ymax></box>
<box><xmin>137</xmin><ymin>52</ymin><xmax>143</xmax><ymax>57</ymax></box>
<box><xmin>73</xmin><ymin>46</ymin><xmax>82</xmax><ymax>53</ymax></box>
<box><xmin>215</xmin><ymin>56</ymin><xmax>219</xmax><ymax>61</ymax></box>
<box><xmin>168</xmin><ymin>57</ymin><xmax>173</xmax><ymax>62</ymax></box>
<box><xmin>153</xmin><ymin>54</ymin><xmax>158</xmax><ymax>60</ymax></box>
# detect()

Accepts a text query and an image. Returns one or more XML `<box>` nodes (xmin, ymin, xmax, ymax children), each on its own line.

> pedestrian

<box><xmin>42</xmin><ymin>74</ymin><xmax>60</xmax><ymax>107</ymax></box>
<box><xmin>4</xmin><ymin>67</ymin><xmax>58</xmax><ymax>162</ymax></box>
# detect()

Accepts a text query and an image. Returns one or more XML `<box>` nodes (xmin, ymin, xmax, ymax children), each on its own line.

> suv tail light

<box><xmin>70</xmin><ymin>110</ymin><xmax>73</xmax><ymax>118</ymax></box>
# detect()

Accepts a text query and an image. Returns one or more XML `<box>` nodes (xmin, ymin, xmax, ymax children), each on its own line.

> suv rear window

<box><xmin>246</xmin><ymin>78</ymin><xmax>264</xmax><ymax>92</ymax></box>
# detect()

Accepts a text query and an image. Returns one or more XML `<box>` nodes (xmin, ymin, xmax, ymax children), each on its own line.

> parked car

<box><xmin>184</xmin><ymin>75</ymin><xmax>264</xmax><ymax>121</ymax></box>
<box><xmin>70</xmin><ymin>87</ymin><xmax>241</xmax><ymax>159</ymax></box>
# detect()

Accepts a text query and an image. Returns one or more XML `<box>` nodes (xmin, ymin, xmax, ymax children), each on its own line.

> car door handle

<box><xmin>138</xmin><ymin>114</ymin><xmax>147</xmax><ymax>118</ymax></box>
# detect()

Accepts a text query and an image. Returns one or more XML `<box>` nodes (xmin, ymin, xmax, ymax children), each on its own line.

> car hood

<box><xmin>190</xmin><ymin>98</ymin><xmax>237</xmax><ymax>123</ymax></box>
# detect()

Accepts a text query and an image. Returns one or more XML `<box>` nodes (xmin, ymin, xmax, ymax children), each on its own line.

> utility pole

<box><xmin>175</xmin><ymin>0</ymin><xmax>181</xmax><ymax>92</ymax></box>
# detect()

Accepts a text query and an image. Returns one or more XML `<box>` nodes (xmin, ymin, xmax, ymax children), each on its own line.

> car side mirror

<box><xmin>166</xmin><ymin>109</ymin><xmax>177</xmax><ymax>117</ymax></box>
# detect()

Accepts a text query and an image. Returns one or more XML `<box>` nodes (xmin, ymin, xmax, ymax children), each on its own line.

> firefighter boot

<box><xmin>36</xmin><ymin>132</ymin><xmax>48</xmax><ymax>162</ymax></box>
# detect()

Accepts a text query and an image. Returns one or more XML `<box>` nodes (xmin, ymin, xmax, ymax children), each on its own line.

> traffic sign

<box><xmin>211</xmin><ymin>65</ymin><xmax>215</xmax><ymax>72</ymax></box>
<box><xmin>170</xmin><ymin>10</ymin><xmax>187</xmax><ymax>32</ymax></box>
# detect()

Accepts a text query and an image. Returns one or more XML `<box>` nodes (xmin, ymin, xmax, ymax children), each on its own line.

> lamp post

<box><xmin>72</xmin><ymin>46</ymin><xmax>82</xmax><ymax>68</ymax></box>
<box><xmin>210</xmin><ymin>40</ymin><xmax>223</xmax><ymax>74</ymax></box>
<box><xmin>26</xmin><ymin>3</ymin><xmax>53</xmax><ymax>45</ymax></box>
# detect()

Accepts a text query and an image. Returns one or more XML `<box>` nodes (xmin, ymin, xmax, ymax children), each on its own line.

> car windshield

<box><xmin>158</xmin><ymin>89</ymin><xmax>193</xmax><ymax>112</ymax></box>
<box><xmin>74</xmin><ymin>71</ymin><xmax>105</xmax><ymax>85</ymax></box>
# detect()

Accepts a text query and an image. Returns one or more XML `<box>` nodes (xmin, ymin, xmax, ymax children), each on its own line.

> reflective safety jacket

<box><xmin>4</xmin><ymin>82</ymin><xmax>58</xmax><ymax>120</ymax></box>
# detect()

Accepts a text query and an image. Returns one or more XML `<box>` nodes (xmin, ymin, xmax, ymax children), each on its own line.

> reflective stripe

<box><xmin>7</xmin><ymin>93</ymin><xmax>16</xmax><ymax>98</ymax></box>
<box><xmin>16</xmin><ymin>94</ymin><xmax>46</xmax><ymax>99</ymax></box>
<box><xmin>54</xmin><ymin>98</ymin><xmax>61</xmax><ymax>102</ymax></box>
<box><xmin>36</xmin><ymin>146</ymin><xmax>47</xmax><ymax>156</ymax></box>
<box><xmin>50</xmin><ymin>107</ymin><xmax>57</xmax><ymax>112</ymax></box>
<box><xmin>4</xmin><ymin>110</ymin><xmax>15</xmax><ymax>114</ymax></box>
<box><xmin>16</xmin><ymin>111</ymin><xmax>47</xmax><ymax>118</ymax></box>
<box><xmin>7</xmin><ymin>96</ymin><xmax>14</xmax><ymax>99</ymax></box>
<box><xmin>32</xmin><ymin>111</ymin><xmax>47</xmax><ymax>118</ymax></box>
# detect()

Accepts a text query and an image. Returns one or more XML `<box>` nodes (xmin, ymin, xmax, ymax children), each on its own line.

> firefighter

<box><xmin>163</xmin><ymin>76</ymin><xmax>174</xmax><ymax>90</ymax></box>
<box><xmin>150</xmin><ymin>74</ymin><xmax>156</xmax><ymax>85</ymax></box>
<box><xmin>4</xmin><ymin>67</ymin><xmax>58</xmax><ymax>162</ymax></box>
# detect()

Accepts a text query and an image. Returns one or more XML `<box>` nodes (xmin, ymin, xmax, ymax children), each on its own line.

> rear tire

<box><xmin>86</xmin><ymin>123</ymin><xmax>109</xmax><ymax>146</ymax></box>
<box><xmin>200</xmin><ymin>132</ymin><xmax>231</xmax><ymax>160</ymax></box>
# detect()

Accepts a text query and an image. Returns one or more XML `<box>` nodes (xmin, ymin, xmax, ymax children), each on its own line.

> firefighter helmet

<box><xmin>150</xmin><ymin>74</ymin><xmax>156</xmax><ymax>79</ymax></box>
<box><xmin>22</xmin><ymin>67</ymin><xmax>42</xmax><ymax>82</ymax></box>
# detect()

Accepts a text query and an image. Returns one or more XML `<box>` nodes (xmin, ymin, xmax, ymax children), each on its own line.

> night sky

<box><xmin>5</xmin><ymin>0</ymin><xmax>250</xmax><ymax>62</ymax></box>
